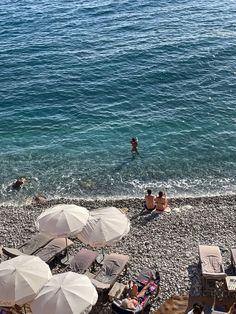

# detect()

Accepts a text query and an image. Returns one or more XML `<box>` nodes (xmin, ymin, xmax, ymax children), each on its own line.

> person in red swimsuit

<box><xmin>131</xmin><ymin>137</ymin><xmax>139</xmax><ymax>154</ymax></box>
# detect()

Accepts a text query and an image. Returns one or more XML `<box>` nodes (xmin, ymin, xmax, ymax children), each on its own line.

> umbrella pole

<box><xmin>60</xmin><ymin>237</ymin><xmax>70</xmax><ymax>265</ymax></box>
<box><xmin>65</xmin><ymin>237</ymin><xmax>69</xmax><ymax>261</ymax></box>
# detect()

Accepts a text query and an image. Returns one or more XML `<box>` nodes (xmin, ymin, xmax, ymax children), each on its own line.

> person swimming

<box><xmin>130</xmin><ymin>137</ymin><xmax>139</xmax><ymax>154</ymax></box>
<box><xmin>12</xmin><ymin>177</ymin><xmax>27</xmax><ymax>190</ymax></box>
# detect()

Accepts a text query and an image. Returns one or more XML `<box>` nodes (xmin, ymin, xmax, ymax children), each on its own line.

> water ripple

<box><xmin>0</xmin><ymin>0</ymin><xmax>236</xmax><ymax>202</ymax></box>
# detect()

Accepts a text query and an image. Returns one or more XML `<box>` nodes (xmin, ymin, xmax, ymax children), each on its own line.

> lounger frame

<box><xmin>90</xmin><ymin>253</ymin><xmax>129</xmax><ymax>292</ymax></box>
<box><xmin>2</xmin><ymin>233</ymin><xmax>54</xmax><ymax>258</ymax></box>
<box><xmin>230</xmin><ymin>247</ymin><xmax>236</xmax><ymax>272</ymax></box>
<box><xmin>199</xmin><ymin>245</ymin><xmax>226</xmax><ymax>294</ymax></box>
<box><xmin>69</xmin><ymin>248</ymin><xmax>99</xmax><ymax>274</ymax></box>
<box><xmin>111</xmin><ymin>268</ymin><xmax>160</xmax><ymax>314</ymax></box>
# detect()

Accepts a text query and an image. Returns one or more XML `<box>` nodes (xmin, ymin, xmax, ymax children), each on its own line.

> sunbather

<box><xmin>144</xmin><ymin>189</ymin><xmax>156</xmax><ymax>211</ymax></box>
<box><xmin>155</xmin><ymin>191</ymin><xmax>168</xmax><ymax>211</ymax></box>
<box><xmin>121</xmin><ymin>281</ymin><xmax>153</xmax><ymax>310</ymax></box>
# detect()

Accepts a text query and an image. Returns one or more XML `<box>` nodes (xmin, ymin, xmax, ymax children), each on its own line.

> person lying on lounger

<box><xmin>121</xmin><ymin>282</ymin><xmax>152</xmax><ymax>310</ymax></box>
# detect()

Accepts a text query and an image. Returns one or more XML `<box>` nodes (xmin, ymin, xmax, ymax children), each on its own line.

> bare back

<box><xmin>145</xmin><ymin>194</ymin><xmax>155</xmax><ymax>210</ymax></box>
<box><xmin>156</xmin><ymin>196</ymin><xmax>168</xmax><ymax>211</ymax></box>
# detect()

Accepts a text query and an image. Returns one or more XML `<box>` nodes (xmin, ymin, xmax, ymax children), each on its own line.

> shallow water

<box><xmin>1</xmin><ymin>0</ymin><xmax>236</xmax><ymax>204</ymax></box>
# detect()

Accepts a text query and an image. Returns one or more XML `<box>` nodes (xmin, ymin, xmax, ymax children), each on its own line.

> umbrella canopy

<box><xmin>36</xmin><ymin>204</ymin><xmax>89</xmax><ymax>237</ymax></box>
<box><xmin>77</xmin><ymin>207</ymin><xmax>130</xmax><ymax>248</ymax></box>
<box><xmin>0</xmin><ymin>255</ymin><xmax>52</xmax><ymax>307</ymax></box>
<box><xmin>31</xmin><ymin>272</ymin><xmax>98</xmax><ymax>314</ymax></box>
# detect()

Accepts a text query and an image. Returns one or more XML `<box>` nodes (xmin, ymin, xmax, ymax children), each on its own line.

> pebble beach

<box><xmin>0</xmin><ymin>195</ymin><xmax>235</xmax><ymax>313</ymax></box>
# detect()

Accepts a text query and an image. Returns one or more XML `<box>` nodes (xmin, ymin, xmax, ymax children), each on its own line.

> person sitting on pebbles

<box><xmin>144</xmin><ymin>189</ymin><xmax>156</xmax><ymax>212</ymax></box>
<box><xmin>155</xmin><ymin>191</ymin><xmax>168</xmax><ymax>211</ymax></box>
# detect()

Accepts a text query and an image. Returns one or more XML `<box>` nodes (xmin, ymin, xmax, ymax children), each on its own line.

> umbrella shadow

<box><xmin>187</xmin><ymin>263</ymin><xmax>202</xmax><ymax>296</ymax></box>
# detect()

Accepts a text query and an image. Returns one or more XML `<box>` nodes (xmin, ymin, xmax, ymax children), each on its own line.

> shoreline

<box><xmin>0</xmin><ymin>192</ymin><xmax>236</xmax><ymax>208</ymax></box>
<box><xmin>0</xmin><ymin>194</ymin><xmax>236</xmax><ymax>313</ymax></box>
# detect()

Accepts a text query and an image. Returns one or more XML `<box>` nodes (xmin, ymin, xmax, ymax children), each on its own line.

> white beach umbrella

<box><xmin>31</xmin><ymin>272</ymin><xmax>98</xmax><ymax>314</ymax></box>
<box><xmin>77</xmin><ymin>207</ymin><xmax>130</xmax><ymax>248</ymax></box>
<box><xmin>0</xmin><ymin>255</ymin><xmax>52</xmax><ymax>307</ymax></box>
<box><xmin>36</xmin><ymin>204</ymin><xmax>89</xmax><ymax>237</ymax></box>
<box><xmin>36</xmin><ymin>204</ymin><xmax>90</xmax><ymax>261</ymax></box>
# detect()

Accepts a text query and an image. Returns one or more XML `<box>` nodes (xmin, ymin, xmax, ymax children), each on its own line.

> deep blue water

<box><xmin>1</xmin><ymin>0</ymin><xmax>236</xmax><ymax>204</ymax></box>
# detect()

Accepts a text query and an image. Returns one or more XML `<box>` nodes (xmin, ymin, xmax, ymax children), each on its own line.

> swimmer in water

<box><xmin>130</xmin><ymin>137</ymin><xmax>139</xmax><ymax>154</ymax></box>
<box><xmin>12</xmin><ymin>177</ymin><xmax>27</xmax><ymax>191</ymax></box>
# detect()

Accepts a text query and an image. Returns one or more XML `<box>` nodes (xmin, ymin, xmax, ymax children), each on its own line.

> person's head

<box><xmin>147</xmin><ymin>189</ymin><xmax>152</xmax><ymax>195</ymax></box>
<box><xmin>131</xmin><ymin>137</ymin><xmax>136</xmax><ymax>142</ymax></box>
<box><xmin>12</xmin><ymin>179</ymin><xmax>24</xmax><ymax>189</ymax></box>
<box><xmin>229</xmin><ymin>302</ymin><xmax>236</xmax><ymax>314</ymax></box>
<box><xmin>121</xmin><ymin>298</ymin><xmax>137</xmax><ymax>310</ymax></box>
<box><xmin>192</xmin><ymin>302</ymin><xmax>203</xmax><ymax>314</ymax></box>
<box><xmin>121</xmin><ymin>298</ymin><xmax>129</xmax><ymax>309</ymax></box>
<box><xmin>159</xmin><ymin>191</ymin><xmax>163</xmax><ymax>198</ymax></box>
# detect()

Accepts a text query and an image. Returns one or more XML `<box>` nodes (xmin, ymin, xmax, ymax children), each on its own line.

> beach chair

<box><xmin>2</xmin><ymin>233</ymin><xmax>54</xmax><ymax>258</ymax></box>
<box><xmin>230</xmin><ymin>246</ymin><xmax>236</xmax><ymax>272</ymax></box>
<box><xmin>34</xmin><ymin>238</ymin><xmax>73</xmax><ymax>264</ymax></box>
<box><xmin>198</xmin><ymin>245</ymin><xmax>226</xmax><ymax>292</ymax></box>
<box><xmin>70</xmin><ymin>248</ymin><xmax>99</xmax><ymax>274</ymax></box>
<box><xmin>0</xmin><ymin>304</ymin><xmax>32</xmax><ymax>314</ymax></box>
<box><xmin>90</xmin><ymin>253</ymin><xmax>129</xmax><ymax>291</ymax></box>
<box><xmin>111</xmin><ymin>268</ymin><xmax>160</xmax><ymax>314</ymax></box>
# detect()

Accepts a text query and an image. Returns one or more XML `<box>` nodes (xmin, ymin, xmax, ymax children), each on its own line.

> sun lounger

<box><xmin>111</xmin><ymin>268</ymin><xmax>160</xmax><ymax>314</ymax></box>
<box><xmin>34</xmin><ymin>238</ymin><xmax>73</xmax><ymax>264</ymax></box>
<box><xmin>230</xmin><ymin>246</ymin><xmax>236</xmax><ymax>271</ymax></box>
<box><xmin>2</xmin><ymin>233</ymin><xmax>54</xmax><ymax>258</ymax></box>
<box><xmin>70</xmin><ymin>248</ymin><xmax>99</xmax><ymax>274</ymax></box>
<box><xmin>90</xmin><ymin>253</ymin><xmax>129</xmax><ymax>291</ymax></box>
<box><xmin>0</xmin><ymin>304</ymin><xmax>32</xmax><ymax>314</ymax></box>
<box><xmin>198</xmin><ymin>245</ymin><xmax>226</xmax><ymax>291</ymax></box>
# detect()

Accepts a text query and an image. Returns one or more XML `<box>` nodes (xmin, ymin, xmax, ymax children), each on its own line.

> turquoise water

<box><xmin>1</xmin><ymin>0</ymin><xmax>236</xmax><ymax>203</ymax></box>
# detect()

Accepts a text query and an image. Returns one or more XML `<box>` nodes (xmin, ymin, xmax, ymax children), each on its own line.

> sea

<box><xmin>1</xmin><ymin>0</ymin><xmax>236</xmax><ymax>205</ymax></box>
